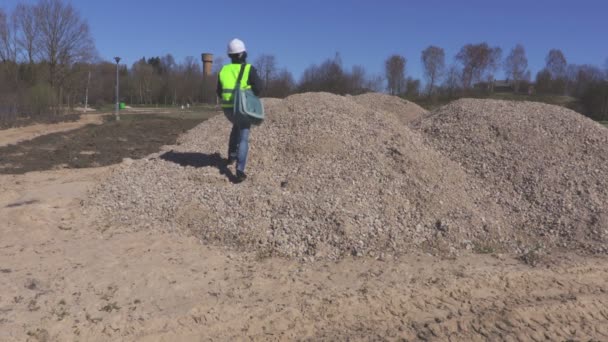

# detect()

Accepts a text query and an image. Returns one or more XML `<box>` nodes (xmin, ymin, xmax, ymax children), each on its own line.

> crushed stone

<box><xmin>411</xmin><ymin>98</ymin><xmax>608</xmax><ymax>254</ymax></box>
<box><xmin>87</xmin><ymin>94</ymin><xmax>608</xmax><ymax>259</ymax></box>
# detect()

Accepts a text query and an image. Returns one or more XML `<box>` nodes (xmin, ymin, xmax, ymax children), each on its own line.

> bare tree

<box><xmin>578</xmin><ymin>71</ymin><xmax>608</xmax><ymax>121</ymax></box>
<box><xmin>298</xmin><ymin>54</ymin><xmax>349</xmax><ymax>94</ymax></box>
<box><xmin>254</xmin><ymin>54</ymin><xmax>277</xmax><ymax>93</ymax></box>
<box><xmin>266</xmin><ymin>68</ymin><xmax>294</xmax><ymax>98</ymax></box>
<box><xmin>385</xmin><ymin>54</ymin><xmax>406</xmax><ymax>95</ymax></box>
<box><xmin>299</xmin><ymin>64</ymin><xmax>319</xmax><ymax>92</ymax></box>
<box><xmin>546</xmin><ymin>49</ymin><xmax>567</xmax><ymax>79</ymax></box>
<box><xmin>535</xmin><ymin>69</ymin><xmax>552</xmax><ymax>94</ymax></box>
<box><xmin>13</xmin><ymin>4</ymin><xmax>39</xmax><ymax>64</ymax></box>
<box><xmin>456</xmin><ymin>43</ymin><xmax>502</xmax><ymax>88</ymax></box>
<box><xmin>0</xmin><ymin>8</ymin><xmax>8</xmax><ymax>62</ymax></box>
<box><xmin>421</xmin><ymin>45</ymin><xmax>445</xmax><ymax>95</ymax></box>
<box><xmin>212</xmin><ymin>56</ymin><xmax>225</xmax><ymax>74</ymax></box>
<box><xmin>89</xmin><ymin>61</ymin><xmax>120</xmax><ymax>105</ymax></box>
<box><xmin>567</xmin><ymin>64</ymin><xmax>604</xmax><ymax>97</ymax></box>
<box><xmin>540</xmin><ymin>49</ymin><xmax>568</xmax><ymax>95</ymax></box>
<box><xmin>0</xmin><ymin>9</ymin><xmax>18</xmax><ymax>122</ymax></box>
<box><xmin>504</xmin><ymin>44</ymin><xmax>528</xmax><ymax>92</ymax></box>
<box><xmin>160</xmin><ymin>54</ymin><xmax>176</xmax><ymax>73</ymax></box>
<box><xmin>365</xmin><ymin>74</ymin><xmax>384</xmax><ymax>93</ymax></box>
<box><xmin>131</xmin><ymin>59</ymin><xmax>155</xmax><ymax>104</ymax></box>
<box><xmin>0</xmin><ymin>9</ymin><xmax>18</xmax><ymax>63</ymax></box>
<box><xmin>159</xmin><ymin>53</ymin><xmax>176</xmax><ymax>104</ymax></box>
<box><xmin>405</xmin><ymin>77</ymin><xmax>421</xmax><ymax>98</ymax></box>
<box><xmin>349</xmin><ymin>65</ymin><xmax>368</xmax><ymax>94</ymax></box>
<box><xmin>487</xmin><ymin>48</ymin><xmax>502</xmax><ymax>82</ymax></box>
<box><xmin>36</xmin><ymin>0</ymin><xmax>96</xmax><ymax>89</ymax></box>
<box><xmin>0</xmin><ymin>9</ymin><xmax>6</xmax><ymax>61</ymax></box>
<box><xmin>176</xmin><ymin>56</ymin><xmax>201</xmax><ymax>104</ymax></box>
<box><xmin>443</xmin><ymin>64</ymin><xmax>461</xmax><ymax>97</ymax></box>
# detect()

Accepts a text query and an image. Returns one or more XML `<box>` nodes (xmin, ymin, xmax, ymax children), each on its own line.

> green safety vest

<box><xmin>219</xmin><ymin>64</ymin><xmax>252</xmax><ymax>108</ymax></box>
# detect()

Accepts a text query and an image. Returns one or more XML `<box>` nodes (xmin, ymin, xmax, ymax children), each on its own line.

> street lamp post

<box><xmin>114</xmin><ymin>56</ymin><xmax>121</xmax><ymax>121</ymax></box>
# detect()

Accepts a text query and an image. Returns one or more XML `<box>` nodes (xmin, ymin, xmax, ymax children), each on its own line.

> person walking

<box><xmin>217</xmin><ymin>38</ymin><xmax>262</xmax><ymax>183</ymax></box>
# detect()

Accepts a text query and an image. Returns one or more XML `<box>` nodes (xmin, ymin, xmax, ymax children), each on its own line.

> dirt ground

<box><xmin>0</xmin><ymin>163</ymin><xmax>607</xmax><ymax>341</ymax></box>
<box><xmin>0</xmin><ymin>113</ymin><xmax>211</xmax><ymax>174</ymax></box>
<box><xmin>1</xmin><ymin>119</ymin><xmax>608</xmax><ymax>341</ymax></box>
<box><xmin>0</xmin><ymin>114</ymin><xmax>102</xmax><ymax>148</ymax></box>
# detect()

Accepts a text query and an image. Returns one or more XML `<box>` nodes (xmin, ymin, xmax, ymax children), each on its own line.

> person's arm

<box><xmin>248</xmin><ymin>66</ymin><xmax>263</xmax><ymax>96</ymax></box>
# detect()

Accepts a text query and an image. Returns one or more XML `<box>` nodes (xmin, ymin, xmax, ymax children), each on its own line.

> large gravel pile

<box><xmin>411</xmin><ymin>99</ymin><xmax>608</xmax><ymax>253</ymax></box>
<box><xmin>351</xmin><ymin>93</ymin><xmax>428</xmax><ymax>123</ymax></box>
<box><xmin>87</xmin><ymin>94</ymin><xmax>608</xmax><ymax>259</ymax></box>
<box><xmin>88</xmin><ymin>93</ymin><xmax>511</xmax><ymax>259</ymax></box>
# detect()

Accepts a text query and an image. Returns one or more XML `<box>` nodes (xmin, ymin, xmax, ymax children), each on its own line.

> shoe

<box><xmin>235</xmin><ymin>170</ymin><xmax>247</xmax><ymax>183</ymax></box>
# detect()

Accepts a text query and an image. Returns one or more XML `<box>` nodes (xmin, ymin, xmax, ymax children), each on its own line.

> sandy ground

<box><xmin>0</xmin><ymin>165</ymin><xmax>607</xmax><ymax>341</ymax></box>
<box><xmin>1</xmin><ymin>110</ymin><xmax>608</xmax><ymax>341</ymax></box>
<box><xmin>0</xmin><ymin>115</ymin><xmax>104</xmax><ymax>147</ymax></box>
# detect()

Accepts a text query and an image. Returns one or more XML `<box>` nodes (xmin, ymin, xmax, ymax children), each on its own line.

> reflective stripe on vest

<box><xmin>219</xmin><ymin>64</ymin><xmax>252</xmax><ymax>108</ymax></box>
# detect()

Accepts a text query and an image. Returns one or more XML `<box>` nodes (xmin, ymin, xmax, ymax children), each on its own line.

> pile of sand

<box><xmin>87</xmin><ymin>93</ymin><xmax>608</xmax><ymax>259</ymax></box>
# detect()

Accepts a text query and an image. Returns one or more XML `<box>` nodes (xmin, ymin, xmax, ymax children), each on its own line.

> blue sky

<box><xmin>3</xmin><ymin>0</ymin><xmax>608</xmax><ymax>83</ymax></box>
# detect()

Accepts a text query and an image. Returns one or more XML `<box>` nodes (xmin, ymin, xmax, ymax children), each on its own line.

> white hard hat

<box><xmin>227</xmin><ymin>38</ymin><xmax>246</xmax><ymax>54</ymax></box>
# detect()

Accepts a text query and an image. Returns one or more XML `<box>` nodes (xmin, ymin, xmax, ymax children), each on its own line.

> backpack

<box><xmin>233</xmin><ymin>64</ymin><xmax>265</xmax><ymax>125</ymax></box>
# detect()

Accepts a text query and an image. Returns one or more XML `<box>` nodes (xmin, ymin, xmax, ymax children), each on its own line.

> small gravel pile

<box><xmin>351</xmin><ymin>93</ymin><xmax>428</xmax><ymax>123</ymax></box>
<box><xmin>88</xmin><ymin>93</ymin><xmax>508</xmax><ymax>259</ymax></box>
<box><xmin>411</xmin><ymin>99</ymin><xmax>608</xmax><ymax>253</ymax></box>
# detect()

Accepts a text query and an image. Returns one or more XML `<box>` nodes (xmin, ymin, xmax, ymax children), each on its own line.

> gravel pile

<box><xmin>87</xmin><ymin>94</ymin><xmax>608</xmax><ymax>259</ymax></box>
<box><xmin>351</xmin><ymin>93</ymin><xmax>428</xmax><ymax>123</ymax></box>
<box><xmin>411</xmin><ymin>99</ymin><xmax>608</xmax><ymax>253</ymax></box>
<box><xmin>88</xmin><ymin>93</ymin><xmax>510</xmax><ymax>259</ymax></box>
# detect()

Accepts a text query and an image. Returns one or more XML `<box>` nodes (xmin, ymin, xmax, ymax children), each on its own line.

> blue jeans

<box><xmin>224</xmin><ymin>109</ymin><xmax>251</xmax><ymax>173</ymax></box>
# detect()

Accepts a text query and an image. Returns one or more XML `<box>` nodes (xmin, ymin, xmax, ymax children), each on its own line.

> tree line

<box><xmin>384</xmin><ymin>43</ymin><xmax>607</xmax><ymax>121</ymax></box>
<box><xmin>0</xmin><ymin>0</ymin><xmax>300</xmax><ymax>123</ymax></box>
<box><xmin>0</xmin><ymin>0</ymin><xmax>95</xmax><ymax>122</ymax></box>
<box><xmin>1</xmin><ymin>0</ymin><xmax>607</xmax><ymax>125</ymax></box>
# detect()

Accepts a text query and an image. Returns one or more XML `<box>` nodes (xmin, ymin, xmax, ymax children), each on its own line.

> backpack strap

<box><xmin>235</xmin><ymin>63</ymin><xmax>247</xmax><ymax>89</ymax></box>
